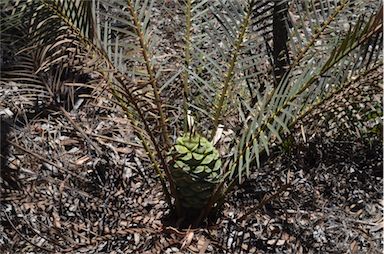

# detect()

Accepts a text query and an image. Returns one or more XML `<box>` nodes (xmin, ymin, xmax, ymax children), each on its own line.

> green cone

<box><xmin>169</xmin><ymin>133</ymin><xmax>222</xmax><ymax>210</ymax></box>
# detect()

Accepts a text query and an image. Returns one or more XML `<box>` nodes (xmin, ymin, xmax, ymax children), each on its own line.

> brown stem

<box><xmin>126</xmin><ymin>0</ymin><xmax>171</xmax><ymax>148</ymax></box>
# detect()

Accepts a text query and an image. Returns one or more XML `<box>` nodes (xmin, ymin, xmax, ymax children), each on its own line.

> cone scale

<box><xmin>169</xmin><ymin>133</ymin><xmax>222</xmax><ymax>212</ymax></box>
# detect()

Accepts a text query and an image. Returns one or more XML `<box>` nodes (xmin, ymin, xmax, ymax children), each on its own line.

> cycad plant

<box><xmin>1</xmin><ymin>0</ymin><xmax>382</xmax><ymax>225</ymax></box>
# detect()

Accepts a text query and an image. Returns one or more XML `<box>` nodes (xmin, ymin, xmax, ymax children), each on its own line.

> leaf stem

<box><xmin>182</xmin><ymin>0</ymin><xmax>192</xmax><ymax>132</ymax></box>
<box><xmin>211</xmin><ymin>3</ymin><xmax>253</xmax><ymax>139</ymax></box>
<box><xmin>110</xmin><ymin>87</ymin><xmax>171</xmax><ymax>192</ymax></box>
<box><xmin>291</xmin><ymin>0</ymin><xmax>349</xmax><ymax>66</ymax></box>
<box><xmin>127</xmin><ymin>0</ymin><xmax>171</xmax><ymax>148</ymax></box>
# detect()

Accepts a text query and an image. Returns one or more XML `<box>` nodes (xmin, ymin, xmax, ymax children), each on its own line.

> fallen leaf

<box><xmin>74</xmin><ymin>155</ymin><xmax>91</xmax><ymax>165</ymax></box>
<box><xmin>197</xmin><ymin>236</ymin><xmax>209</xmax><ymax>254</ymax></box>
<box><xmin>115</xmin><ymin>147</ymin><xmax>131</xmax><ymax>154</ymax></box>
<box><xmin>134</xmin><ymin>233</ymin><xmax>140</xmax><ymax>245</ymax></box>
<box><xmin>181</xmin><ymin>231</ymin><xmax>194</xmax><ymax>250</ymax></box>
<box><xmin>60</xmin><ymin>138</ymin><xmax>79</xmax><ymax>146</ymax></box>
<box><xmin>52</xmin><ymin>211</ymin><xmax>61</xmax><ymax>229</ymax></box>
<box><xmin>370</xmin><ymin>220</ymin><xmax>384</xmax><ymax>233</ymax></box>
<box><xmin>350</xmin><ymin>240</ymin><xmax>358</xmax><ymax>253</ymax></box>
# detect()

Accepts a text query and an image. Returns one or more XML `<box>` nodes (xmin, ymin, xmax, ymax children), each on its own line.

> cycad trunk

<box><xmin>273</xmin><ymin>0</ymin><xmax>290</xmax><ymax>85</ymax></box>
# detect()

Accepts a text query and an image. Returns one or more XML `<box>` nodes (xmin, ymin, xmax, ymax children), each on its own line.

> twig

<box><xmin>86</xmin><ymin>132</ymin><xmax>142</xmax><ymax>148</ymax></box>
<box><xmin>4</xmin><ymin>210</ymin><xmax>55</xmax><ymax>253</ymax></box>
<box><xmin>9</xmin><ymin>141</ymin><xmax>87</xmax><ymax>182</ymax></box>
<box><xmin>162</xmin><ymin>226</ymin><xmax>191</xmax><ymax>237</ymax></box>
<box><xmin>23</xmin><ymin>216</ymin><xmax>68</xmax><ymax>249</ymax></box>
<box><xmin>238</xmin><ymin>183</ymin><xmax>291</xmax><ymax>221</ymax></box>
<box><xmin>59</xmin><ymin>106</ymin><xmax>103</xmax><ymax>155</ymax></box>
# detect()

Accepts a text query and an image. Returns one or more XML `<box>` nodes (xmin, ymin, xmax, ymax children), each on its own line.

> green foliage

<box><xmin>1</xmin><ymin>0</ymin><xmax>382</xmax><ymax>225</ymax></box>
<box><xmin>280</xmin><ymin>134</ymin><xmax>296</xmax><ymax>155</ymax></box>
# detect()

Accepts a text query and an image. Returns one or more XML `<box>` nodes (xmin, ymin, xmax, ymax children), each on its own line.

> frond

<box><xmin>1</xmin><ymin>0</ymin><xmax>176</xmax><ymax>205</ymax></box>
<box><xmin>1</xmin><ymin>0</ymin><xmax>98</xmax><ymax>111</ymax></box>
<box><xmin>174</xmin><ymin>1</ymin><xmax>268</xmax><ymax>136</ymax></box>
<box><xmin>1</xmin><ymin>0</ymin><xmax>171</xmax><ymax>181</ymax></box>
<box><xmin>93</xmin><ymin>0</ymin><xmax>171</xmax><ymax>148</ymax></box>
<box><xmin>228</xmin><ymin>5</ymin><xmax>382</xmax><ymax>182</ymax></box>
<box><xmin>176</xmin><ymin>1</ymin><xmax>289</xmax><ymax>138</ymax></box>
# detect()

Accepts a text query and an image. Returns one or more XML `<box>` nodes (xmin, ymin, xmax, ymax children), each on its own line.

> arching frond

<box><xmin>228</xmin><ymin>5</ymin><xmax>382</xmax><ymax>182</ymax></box>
